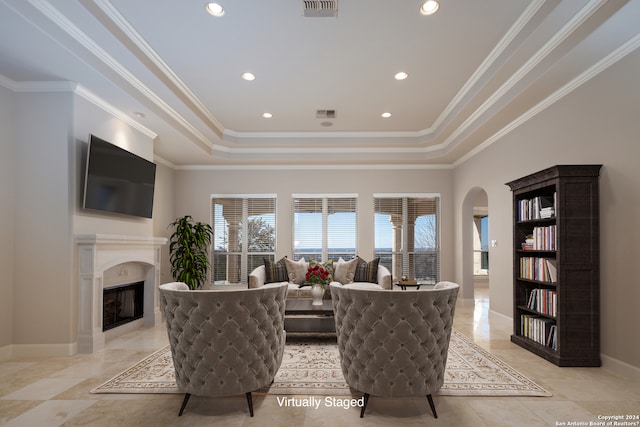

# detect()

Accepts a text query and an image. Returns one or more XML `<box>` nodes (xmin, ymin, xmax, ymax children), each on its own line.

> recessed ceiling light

<box><xmin>241</xmin><ymin>72</ymin><xmax>256</xmax><ymax>81</ymax></box>
<box><xmin>420</xmin><ymin>0</ymin><xmax>440</xmax><ymax>15</ymax></box>
<box><xmin>394</xmin><ymin>72</ymin><xmax>409</xmax><ymax>80</ymax></box>
<box><xmin>205</xmin><ymin>2</ymin><xmax>225</xmax><ymax>17</ymax></box>
<box><xmin>381</xmin><ymin>112</ymin><xmax>392</xmax><ymax>118</ymax></box>
<box><xmin>133</xmin><ymin>112</ymin><xmax>145</xmax><ymax>119</ymax></box>
<box><xmin>262</xmin><ymin>112</ymin><xmax>273</xmax><ymax>118</ymax></box>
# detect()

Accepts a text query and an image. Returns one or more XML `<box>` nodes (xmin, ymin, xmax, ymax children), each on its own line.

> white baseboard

<box><xmin>601</xmin><ymin>354</ymin><xmax>640</xmax><ymax>381</ymax></box>
<box><xmin>4</xmin><ymin>342</ymin><xmax>78</xmax><ymax>360</ymax></box>
<box><xmin>489</xmin><ymin>309</ymin><xmax>512</xmax><ymax>322</ymax></box>
<box><xmin>0</xmin><ymin>344</ymin><xmax>11</xmax><ymax>362</ymax></box>
<box><xmin>484</xmin><ymin>311</ymin><xmax>640</xmax><ymax>380</ymax></box>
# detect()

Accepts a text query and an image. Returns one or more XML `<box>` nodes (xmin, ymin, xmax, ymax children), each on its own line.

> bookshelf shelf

<box><xmin>506</xmin><ymin>165</ymin><xmax>602</xmax><ymax>367</ymax></box>
<box><xmin>516</xmin><ymin>305</ymin><xmax>556</xmax><ymax>320</ymax></box>
<box><xmin>516</xmin><ymin>278</ymin><xmax>557</xmax><ymax>287</ymax></box>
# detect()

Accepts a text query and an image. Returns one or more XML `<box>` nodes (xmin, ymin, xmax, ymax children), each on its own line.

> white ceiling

<box><xmin>1</xmin><ymin>0</ymin><xmax>638</xmax><ymax>168</ymax></box>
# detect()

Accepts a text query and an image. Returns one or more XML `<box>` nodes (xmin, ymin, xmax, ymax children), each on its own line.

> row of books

<box><xmin>518</xmin><ymin>194</ymin><xmax>556</xmax><ymax>221</ymax></box>
<box><xmin>527</xmin><ymin>288</ymin><xmax>557</xmax><ymax>317</ymax></box>
<box><xmin>520</xmin><ymin>314</ymin><xmax>557</xmax><ymax>350</ymax></box>
<box><xmin>521</xmin><ymin>225</ymin><xmax>557</xmax><ymax>251</ymax></box>
<box><xmin>520</xmin><ymin>257</ymin><xmax>558</xmax><ymax>283</ymax></box>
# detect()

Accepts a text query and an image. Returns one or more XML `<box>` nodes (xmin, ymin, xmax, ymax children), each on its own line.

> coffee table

<box><xmin>284</xmin><ymin>299</ymin><xmax>335</xmax><ymax>333</ymax></box>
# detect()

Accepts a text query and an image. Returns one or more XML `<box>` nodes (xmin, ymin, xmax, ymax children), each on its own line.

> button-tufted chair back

<box><xmin>330</xmin><ymin>281</ymin><xmax>459</xmax><ymax>418</ymax></box>
<box><xmin>159</xmin><ymin>281</ymin><xmax>288</xmax><ymax>417</ymax></box>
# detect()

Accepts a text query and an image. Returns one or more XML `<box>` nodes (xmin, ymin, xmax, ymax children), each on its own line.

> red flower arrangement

<box><xmin>305</xmin><ymin>265</ymin><xmax>331</xmax><ymax>288</ymax></box>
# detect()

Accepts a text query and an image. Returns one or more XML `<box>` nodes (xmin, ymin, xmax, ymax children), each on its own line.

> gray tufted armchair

<box><xmin>158</xmin><ymin>282</ymin><xmax>288</xmax><ymax>417</ymax></box>
<box><xmin>330</xmin><ymin>281</ymin><xmax>459</xmax><ymax>418</ymax></box>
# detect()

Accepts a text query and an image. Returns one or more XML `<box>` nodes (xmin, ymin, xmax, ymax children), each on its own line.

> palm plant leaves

<box><xmin>168</xmin><ymin>215</ymin><xmax>213</xmax><ymax>289</ymax></box>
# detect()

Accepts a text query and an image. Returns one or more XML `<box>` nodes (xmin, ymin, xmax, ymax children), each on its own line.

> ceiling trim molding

<box><xmin>453</xmin><ymin>32</ymin><xmax>640</xmax><ymax>168</ymax></box>
<box><xmin>88</xmin><ymin>0</ymin><xmax>225</xmax><ymax>138</ymax></box>
<box><xmin>222</xmin><ymin>1</ymin><xmax>547</xmax><ymax>144</ymax></box>
<box><xmin>173</xmin><ymin>163</ymin><xmax>454</xmax><ymax>171</ymax></box>
<box><xmin>428</xmin><ymin>0</ymin><xmax>547</xmax><ymax>133</ymax></box>
<box><xmin>222</xmin><ymin>129</ymin><xmax>427</xmax><ymax>140</ymax></box>
<box><xmin>213</xmin><ymin>27</ymin><xmax>640</xmax><ymax>165</ymax></box>
<box><xmin>0</xmin><ymin>76</ymin><xmax>76</xmax><ymax>93</ymax></box>
<box><xmin>74</xmin><ymin>84</ymin><xmax>158</xmax><ymax>139</ymax></box>
<box><xmin>26</xmin><ymin>0</ymin><xmax>214</xmax><ymax>152</ymax></box>
<box><xmin>438</xmin><ymin>0</ymin><xmax>610</xmax><ymax>154</ymax></box>
<box><xmin>0</xmin><ymin>74</ymin><xmax>18</xmax><ymax>91</ymax></box>
<box><xmin>0</xmin><ymin>72</ymin><xmax>157</xmax><ymax>138</ymax></box>
<box><xmin>215</xmin><ymin>0</ymin><xmax>608</xmax><ymax>153</ymax></box>
<box><xmin>209</xmin><ymin>142</ymin><xmax>445</xmax><ymax>156</ymax></box>
<box><xmin>153</xmin><ymin>154</ymin><xmax>176</xmax><ymax>169</ymax></box>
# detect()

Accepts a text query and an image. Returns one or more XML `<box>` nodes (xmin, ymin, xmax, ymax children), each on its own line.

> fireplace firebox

<box><xmin>102</xmin><ymin>281</ymin><xmax>144</xmax><ymax>331</ymax></box>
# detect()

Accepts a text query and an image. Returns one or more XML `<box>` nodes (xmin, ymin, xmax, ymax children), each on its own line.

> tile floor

<box><xmin>1</xmin><ymin>288</ymin><xmax>639</xmax><ymax>426</ymax></box>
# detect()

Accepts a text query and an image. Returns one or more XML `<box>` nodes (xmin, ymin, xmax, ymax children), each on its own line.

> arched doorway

<box><xmin>461</xmin><ymin>188</ymin><xmax>489</xmax><ymax>300</ymax></box>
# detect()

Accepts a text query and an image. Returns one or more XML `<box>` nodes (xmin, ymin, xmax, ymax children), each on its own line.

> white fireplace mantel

<box><xmin>76</xmin><ymin>234</ymin><xmax>167</xmax><ymax>353</ymax></box>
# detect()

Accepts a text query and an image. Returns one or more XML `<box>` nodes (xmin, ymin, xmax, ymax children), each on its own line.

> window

<box><xmin>211</xmin><ymin>195</ymin><xmax>276</xmax><ymax>285</ymax></box>
<box><xmin>292</xmin><ymin>195</ymin><xmax>357</xmax><ymax>262</ymax></box>
<box><xmin>374</xmin><ymin>194</ymin><xmax>440</xmax><ymax>284</ymax></box>
<box><xmin>474</xmin><ymin>215</ymin><xmax>489</xmax><ymax>274</ymax></box>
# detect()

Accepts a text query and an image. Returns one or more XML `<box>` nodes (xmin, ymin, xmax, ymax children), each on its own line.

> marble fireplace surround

<box><xmin>76</xmin><ymin>234</ymin><xmax>167</xmax><ymax>353</ymax></box>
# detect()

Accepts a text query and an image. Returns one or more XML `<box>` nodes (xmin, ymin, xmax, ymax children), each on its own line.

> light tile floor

<box><xmin>1</xmin><ymin>289</ymin><xmax>639</xmax><ymax>426</ymax></box>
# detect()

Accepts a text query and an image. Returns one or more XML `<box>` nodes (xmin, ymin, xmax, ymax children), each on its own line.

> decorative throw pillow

<box><xmin>353</xmin><ymin>256</ymin><xmax>380</xmax><ymax>283</ymax></box>
<box><xmin>333</xmin><ymin>257</ymin><xmax>359</xmax><ymax>284</ymax></box>
<box><xmin>308</xmin><ymin>257</ymin><xmax>335</xmax><ymax>283</ymax></box>
<box><xmin>284</xmin><ymin>257</ymin><xmax>307</xmax><ymax>285</ymax></box>
<box><xmin>264</xmin><ymin>257</ymin><xmax>288</xmax><ymax>284</ymax></box>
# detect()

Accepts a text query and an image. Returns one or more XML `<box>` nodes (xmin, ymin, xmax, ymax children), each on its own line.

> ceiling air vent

<box><xmin>303</xmin><ymin>1</ymin><xmax>338</xmax><ymax>18</ymax></box>
<box><xmin>316</xmin><ymin>109</ymin><xmax>337</xmax><ymax>119</ymax></box>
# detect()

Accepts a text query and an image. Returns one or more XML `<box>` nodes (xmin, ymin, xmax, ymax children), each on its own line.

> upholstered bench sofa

<box><xmin>249</xmin><ymin>256</ymin><xmax>392</xmax><ymax>298</ymax></box>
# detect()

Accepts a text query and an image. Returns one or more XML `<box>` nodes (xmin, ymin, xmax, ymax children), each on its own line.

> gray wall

<box><xmin>12</xmin><ymin>92</ymin><xmax>74</xmax><ymax>349</ymax></box>
<box><xmin>153</xmin><ymin>162</ymin><xmax>176</xmax><ymax>285</ymax></box>
<box><xmin>173</xmin><ymin>168</ymin><xmax>455</xmax><ymax>282</ymax></box>
<box><xmin>453</xmin><ymin>49</ymin><xmax>640</xmax><ymax>371</ymax></box>
<box><xmin>0</xmin><ymin>85</ymin><xmax>16</xmax><ymax>351</ymax></box>
<box><xmin>0</xmin><ymin>88</ymin><xmax>163</xmax><ymax>356</ymax></box>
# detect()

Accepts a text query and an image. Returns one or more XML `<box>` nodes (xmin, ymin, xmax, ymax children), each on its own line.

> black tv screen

<box><xmin>83</xmin><ymin>134</ymin><xmax>156</xmax><ymax>218</ymax></box>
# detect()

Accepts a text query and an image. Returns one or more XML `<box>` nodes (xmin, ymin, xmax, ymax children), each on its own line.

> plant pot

<box><xmin>311</xmin><ymin>284</ymin><xmax>324</xmax><ymax>306</ymax></box>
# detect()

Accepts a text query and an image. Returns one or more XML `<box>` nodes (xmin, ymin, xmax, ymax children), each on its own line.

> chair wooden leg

<box><xmin>426</xmin><ymin>394</ymin><xmax>438</xmax><ymax>418</ymax></box>
<box><xmin>246</xmin><ymin>392</ymin><xmax>254</xmax><ymax>417</ymax></box>
<box><xmin>360</xmin><ymin>393</ymin><xmax>370</xmax><ymax>418</ymax></box>
<box><xmin>178</xmin><ymin>393</ymin><xmax>191</xmax><ymax>416</ymax></box>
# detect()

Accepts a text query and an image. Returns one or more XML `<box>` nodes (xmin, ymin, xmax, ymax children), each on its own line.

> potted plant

<box><xmin>168</xmin><ymin>215</ymin><xmax>213</xmax><ymax>289</ymax></box>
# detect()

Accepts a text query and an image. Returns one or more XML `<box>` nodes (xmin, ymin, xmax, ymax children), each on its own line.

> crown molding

<box><xmin>74</xmin><ymin>84</ymin><xmax>157</xmax><ymax>139</ymax></box>
<box><xmin>0</xmin><ymin>74</ymin><xmax>17</xmax><ymax>91</ymax></box>
<box><xmin>222</xmin><ymin>128</ymin><xmax>428</xmax><ymax>141</ymax></box>
<box><xmin>90</xmin><ymin>0</ymin><xmax>547</xmax><ymax>150</ymax></box>
<box><xmin>429</xmin><ymin>0</ymin><xmax>547</xmax><ymax>134</ymax></box>
<box><xmin>0</xmin><ymin>72</ymin><xmax>157</xmax><ymax>139</ymax></box>
<box><xmin>454</xmin><ymin>32</ymin><xmax>640</xmax><ymax>168</ymax></box>
<box><xmin>152</xmin><ymin>155</ymin><xmax>177</xmax><ymax>169</ymax></box>
<box><xmin>440</xmin><ymin>0</ymin><xmax>609</xmax><ymax>154</ymax></box>
<box><xmin>173</xmin><ymin>163</ymin><xmax>454</xmax><ymax>171</ymax></box>
<box><xmin>88</xmin><ymin>0</ymin><xmax>225</xmax><ymax>138</ymax></box>
<box><xmin>0</xmin><ymin>77</ymin><xmax>75</xmax><ymax>92</ymax></box>
<box><xmin>26</xmin><ymin>0</ymin><xmax>214</xmax><ymax>152</ymax></box>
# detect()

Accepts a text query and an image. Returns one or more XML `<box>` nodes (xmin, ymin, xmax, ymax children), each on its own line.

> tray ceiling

<box><xmin>0</xmin><ymin>0</ymin><xmax>638</xmax><ymax>167</ymax></box>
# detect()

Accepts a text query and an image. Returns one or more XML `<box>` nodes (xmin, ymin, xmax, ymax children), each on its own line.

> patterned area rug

<box><xmin>91</xmin><ymin>330</ymin><xmax>551</xmax><ymax>397</ymax></box>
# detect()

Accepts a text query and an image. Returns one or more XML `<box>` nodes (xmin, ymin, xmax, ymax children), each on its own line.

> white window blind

<box><xmin>374</xmin><ymin>194</ymin><xmax>440</xmax><ymax>284</ymax></box>
<box><xmin>293</xmin><ymin>195</ymin><xmax>357</xmax><ymax>262</ymax></box>
<box><xmin>211</xmin><ymin>195</ymin><xmax>276</xmax><ymax>285</ymax></box>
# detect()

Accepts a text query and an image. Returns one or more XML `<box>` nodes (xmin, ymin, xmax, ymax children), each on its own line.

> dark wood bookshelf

<box><xmin>506</xmin><ymin>165</ymin><xmax>601</xmax><ymax>367</ymax></box>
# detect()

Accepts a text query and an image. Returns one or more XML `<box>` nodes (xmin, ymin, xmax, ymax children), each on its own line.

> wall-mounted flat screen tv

<box><xmin>83</xmin><ymin>134</ymin><xmax>156</xmax><ymax>218</ymax></box>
